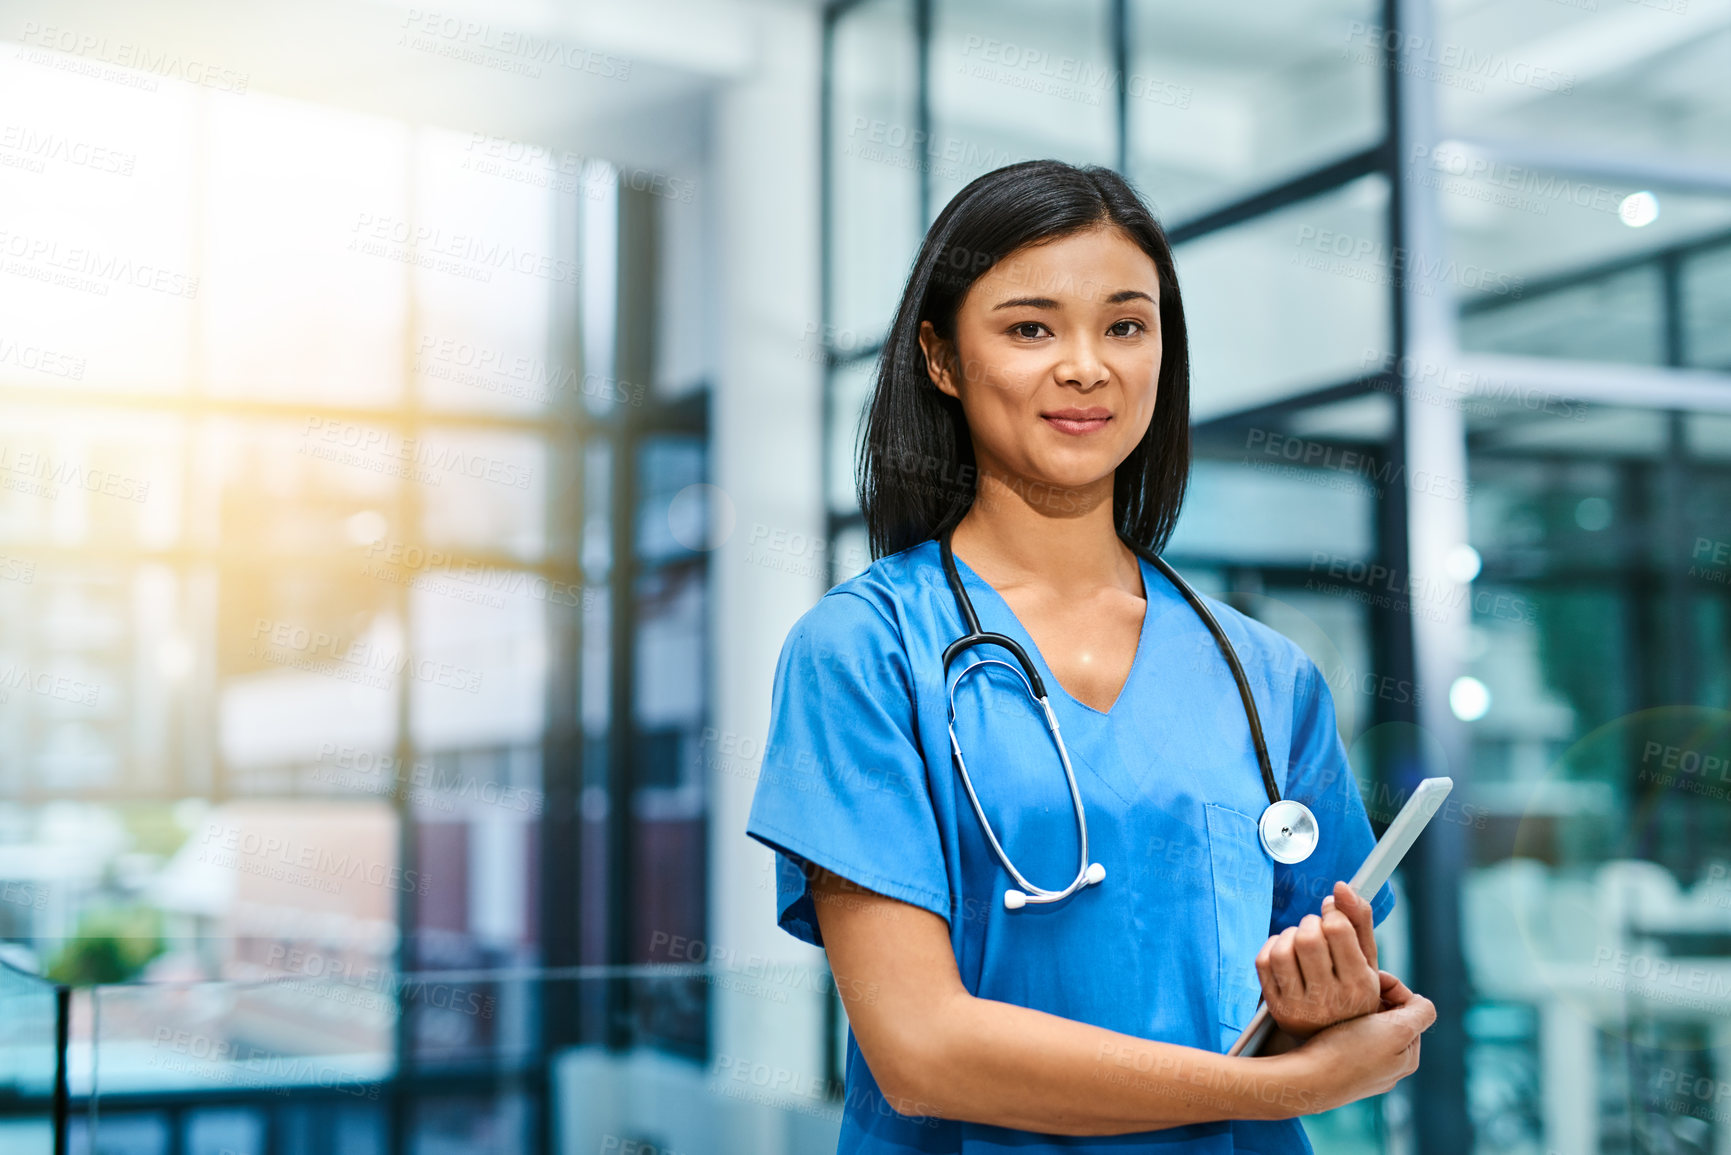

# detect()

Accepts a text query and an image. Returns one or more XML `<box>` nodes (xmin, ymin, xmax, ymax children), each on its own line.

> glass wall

<box><xmin>0</xmin><ymin>32</ymin><xmax>712</xmax><ymax>1150</ymax></box>
<box><xmin>820</xmin><ymin>1</ymin><xmax>1731</xmax><ymax>1152</ymax></box>
<box><xmin>81</xmin><ymin>965</ymin><xmax>841</xmax><ymax>1154</ymax></box>
<box><xmin>0</xmin><ymin>960</ymin><xmax>61</xmax><ymax>1155</ymax></box>
<box><xmin>1452</xmin><ymin>400</ymin><xmax>1731</xmax><ymax>1153</ymax></box>
<box><xmin>1126</xmin><ymin>0</ymin><xmax>1382</xmax><ymax>222</ymax></box>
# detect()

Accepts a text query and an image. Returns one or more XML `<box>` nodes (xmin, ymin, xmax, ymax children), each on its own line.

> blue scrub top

<box><xmin>745</xmin><ymin>538</ymin><xmax>1395</xmax><ymax>1154</ymax></box>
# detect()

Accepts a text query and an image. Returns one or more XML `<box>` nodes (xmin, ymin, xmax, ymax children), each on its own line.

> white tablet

<box><xmin>1226</xmin><ymin>776</ymin><xmax>1454</xmax><ymax>1058</ymax></box>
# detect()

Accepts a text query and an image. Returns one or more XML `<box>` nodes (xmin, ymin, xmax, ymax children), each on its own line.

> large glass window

<box><xmin>1128</xmin><ymin>0</ymin><xmax>1383</xmax><ymax>222</ymax></box>
<box><xmin>926</xmin><ymin>0</ymin><xmax>1117</xmax><ymax>213</ymax></box>
<box><xmin>0</xmin><ymin>30</ymin><xmax>709</xmax><ymax>1145</ymax></box>
<box><xmin>1431</xmin><ymin>7</ymin><xmax>1731</xmax><ymax>169</ymax></box>
<box><xmin>1177</xmin><ymin>174</ymin><xmax>1392</xmax><ymax>418</ymax></box>
<box><xmin>829</xmin><ymin>0</ymin><xmax>923</xmax><ymax>346</ymax></box>
<box><xmin>1428</xmin><ymin>151</ymin><xmax>1731</xmax><ymax>368</ymax></box>
<box><xmin>1459</xmin><ymin>401</ymin><xmax>1731</xmax><ymax>1153</ymax></box>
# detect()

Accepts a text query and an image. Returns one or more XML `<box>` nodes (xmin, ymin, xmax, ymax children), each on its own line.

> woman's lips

<box><xmin>1041</xmin><ymin>413</ymin><xmax>1112</xmax><ymax>436</ymax></box>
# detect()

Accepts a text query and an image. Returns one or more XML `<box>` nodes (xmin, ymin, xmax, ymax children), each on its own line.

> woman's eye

<box><xmin>1011</xmin><ymin>322</ymin><xmax>1048</xmax><ymax>340</ymax></box>
<box><xmin>1109</xmin><ymin>319</ymin><xmax>1145</xmax><ymax>337</ymax></box>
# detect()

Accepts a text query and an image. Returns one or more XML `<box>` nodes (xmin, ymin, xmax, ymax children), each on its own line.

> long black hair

<box><xmin>856</xmin><ymin>159</ymin><xmax>1191</xmax><ymax>561</ymax></box>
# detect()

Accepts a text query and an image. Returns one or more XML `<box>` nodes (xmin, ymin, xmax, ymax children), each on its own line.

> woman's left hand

<box><xmin>1254</xmin><ymin>881</ymin><xmax>1381</xmax><ymax>1039</ymax></box>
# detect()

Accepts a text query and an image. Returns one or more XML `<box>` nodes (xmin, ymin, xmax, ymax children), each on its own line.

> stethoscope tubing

<box><xmin>1136</xmin><ymin>549</ymin><xmax>1282</xmax><ymax>805</ymax></box>
<box><xmin>937</xmin><ymin>526</ymin><xmax>1316</xmax><ymax>908</ymax></box>
<box><xmin>946</xmin><ymin>658</ymin><xmax>1093</xmax><ymax>904</ymax></box>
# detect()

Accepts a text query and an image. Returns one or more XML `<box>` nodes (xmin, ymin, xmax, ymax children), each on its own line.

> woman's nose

<box><xmin>1054</xmin><ymin>338</ymin><xmax>1108</xmax><ymax>390</ymax></box>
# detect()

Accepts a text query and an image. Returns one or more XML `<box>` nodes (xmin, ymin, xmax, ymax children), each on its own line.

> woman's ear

<box><xmin>917</xmin><ymin>320</ymin><xmax>960</xmax><ymax>400</ymax></box>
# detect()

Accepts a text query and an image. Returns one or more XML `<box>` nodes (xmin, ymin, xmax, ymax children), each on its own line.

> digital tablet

<box><xmin>1226</xmin><ymin>776</ymin><xmax>1454</xmax><ymax>1058</ymax></box>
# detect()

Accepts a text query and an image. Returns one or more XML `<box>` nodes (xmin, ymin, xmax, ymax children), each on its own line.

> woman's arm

<box><xmin>810</xmin><ymin>866</ymin><xmax>1432</xmax><ymax>1135</ymax></box>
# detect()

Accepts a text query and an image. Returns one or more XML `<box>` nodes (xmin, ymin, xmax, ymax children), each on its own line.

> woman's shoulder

<box><xmin>778</xmin><ymin>539</ymin><xmax>941</xmax><ymax>661</ymax></box>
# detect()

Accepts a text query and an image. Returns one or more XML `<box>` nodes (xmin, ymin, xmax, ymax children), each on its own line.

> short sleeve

<box><xmin>744</xmin><ymin>590</ymin><xmax>952</xmax><ymax>949</ymax></box>
<box><xmin>1270</xmin><ymin>657</ymin><xmax>1396</xmax><ymax>933</ymax></box>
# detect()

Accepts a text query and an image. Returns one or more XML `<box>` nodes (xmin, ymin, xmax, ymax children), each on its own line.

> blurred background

<box><xmin>0</xmin><ymin>0</ymin><xmax>1727</xmax><ymax>1151</ymax></box>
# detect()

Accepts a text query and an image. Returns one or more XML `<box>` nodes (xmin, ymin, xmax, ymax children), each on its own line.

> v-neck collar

<box><xmin>945</xmin><ymin>546</ymin><xmax>1158</xmax><ymax>719</ymax></box>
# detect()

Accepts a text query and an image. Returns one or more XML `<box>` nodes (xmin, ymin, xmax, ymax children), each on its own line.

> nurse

<box><xmin>745</xmin><ymin>159</ymin><xmax>1434</xmax><ymax>1153</ymax></box>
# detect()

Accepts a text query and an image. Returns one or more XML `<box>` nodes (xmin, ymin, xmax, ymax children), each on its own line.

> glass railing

<box><xmin>53</xmin><ymin>956</ymin><xmax>1417</xmax><ymax>1152</ymax></box>
<box><xmin>76</xmin><ymin>963</ymin><xmax>845</xmax><ymax>1154</ymax></box>
<box><xmin>0</xmin><ymin>958</ymin><xmax>66</xmax><ymax>1155</ymax></box>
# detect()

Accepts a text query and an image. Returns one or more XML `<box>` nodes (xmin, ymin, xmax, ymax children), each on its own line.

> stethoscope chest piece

<box><xmin>1257</xmin><ymin>799</ymin><xmax>1319</xmax><ymax>865</ymax></box>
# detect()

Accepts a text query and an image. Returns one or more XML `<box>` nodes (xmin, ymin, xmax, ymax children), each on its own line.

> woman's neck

<box><xmin>949</xmin><ymin>467</ymin><xmax>1142</xmax><ymax>599</ymax></box>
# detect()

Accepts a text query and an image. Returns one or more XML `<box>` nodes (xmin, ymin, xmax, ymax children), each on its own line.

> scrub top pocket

<box><xmin>1204</xmin><ymin>802</ymin><xmax>1275</xmax><ymax>1049</ymax></box>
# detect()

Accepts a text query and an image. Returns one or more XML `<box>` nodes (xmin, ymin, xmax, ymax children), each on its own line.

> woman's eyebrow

<box><xmin>991</xmin><ymin>289</ymin><xmax>1157</xmax><ymax>310</ymax></box>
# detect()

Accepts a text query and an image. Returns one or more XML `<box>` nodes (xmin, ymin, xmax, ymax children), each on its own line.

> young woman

<box><xmin>745</xmin><ymin>159</ymin><xmax>1433</xmax><ymax>1153</ymax></box>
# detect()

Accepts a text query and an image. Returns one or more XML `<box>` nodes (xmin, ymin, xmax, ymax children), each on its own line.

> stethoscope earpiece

<box><xmin>1001</xmin><ymin>861</ymin><xmax>1104</xmax><ymax>909</ymax></box>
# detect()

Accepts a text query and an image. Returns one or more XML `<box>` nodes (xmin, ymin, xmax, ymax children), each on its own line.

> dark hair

<box><xmin>856</xmin><ymin>159</ymin><xmax>1191</xmax><ymax>560</ymax></box>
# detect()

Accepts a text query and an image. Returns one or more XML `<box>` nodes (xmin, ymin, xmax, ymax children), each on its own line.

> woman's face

<box><xmin>919</xmin><ymin>223</ymin><xmax>1162</xmax><ymax>506</ymax></box>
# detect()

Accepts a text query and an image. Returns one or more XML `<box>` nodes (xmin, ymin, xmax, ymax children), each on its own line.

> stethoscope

<box><xmin>938</xmin><ymin>527</ymin><xmax>1320</xmax><ymax>910</ymax></box>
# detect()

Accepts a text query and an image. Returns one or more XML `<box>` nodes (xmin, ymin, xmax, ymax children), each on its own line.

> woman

<box><xmin>745</xmin><ymin>159</ymin><xmax>1433</xmax><ymax>1152</ymax></box>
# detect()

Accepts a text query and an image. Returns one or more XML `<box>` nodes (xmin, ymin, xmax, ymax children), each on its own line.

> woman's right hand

<box><xmin>1289</xmin><ymin>970</ymin><xmax>1436</xmax><ymax>1112</ymax></box>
